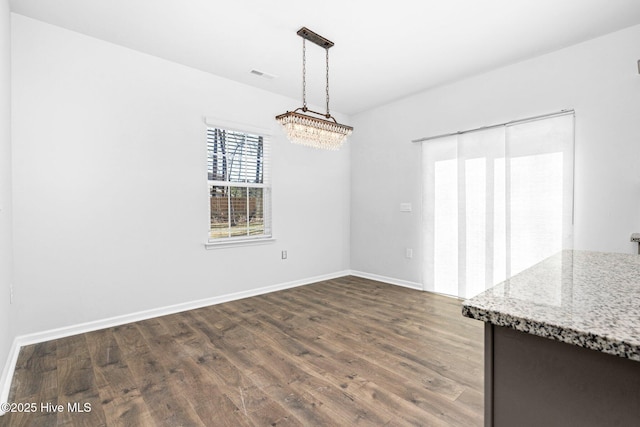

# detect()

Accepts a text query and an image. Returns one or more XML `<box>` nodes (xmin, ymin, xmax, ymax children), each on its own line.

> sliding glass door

<box><xmin>422</xmin><ymin>113</ymin><xmax>574</xmax><ymax>298</ymax></box>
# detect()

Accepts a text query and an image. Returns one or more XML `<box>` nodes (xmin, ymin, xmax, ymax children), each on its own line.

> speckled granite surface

<box><xmin>462</xmin><ymin>250</ymin><xmax>640</xmax><ymax>361</ymax></box>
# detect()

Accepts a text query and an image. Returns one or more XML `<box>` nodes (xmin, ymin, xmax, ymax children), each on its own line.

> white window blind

<box><xmin>422</xmin><ymin>112</ymin><xmax>574</xmax><ymax>299</ymax></box>
<box><xmin>207</xmin><ymin>126</ymin><xmax>271</xmax><ymax>242</ymax></box>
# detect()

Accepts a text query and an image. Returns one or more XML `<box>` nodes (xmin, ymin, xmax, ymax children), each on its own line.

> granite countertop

<box><xmin>462</xmin><ymin>250</ymin><xmax>640</xmax><ymax>361</ymax></box>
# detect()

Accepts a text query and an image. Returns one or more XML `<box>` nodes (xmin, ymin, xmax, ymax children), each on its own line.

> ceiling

<box><xmin>10</xmin><ymin>0</ymin><xmax>640</xmax><ymax>115</ymax></box>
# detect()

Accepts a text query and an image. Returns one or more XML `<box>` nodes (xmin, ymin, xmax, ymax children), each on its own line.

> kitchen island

<box><xmin>463</xmin><ymin>250</ymin><xmax>640</xmax><ymax>427</ymax></box>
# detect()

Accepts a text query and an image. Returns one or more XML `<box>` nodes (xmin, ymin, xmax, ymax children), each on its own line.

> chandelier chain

<box><xmin>325</xmin><ymin>48</ymin><xmax>330</xmax><ymax>116</ymax></box>
<box><xmin>302</xmin><ymin>38</ymin><xmax>307</xmax><ymax>109</ymax></box>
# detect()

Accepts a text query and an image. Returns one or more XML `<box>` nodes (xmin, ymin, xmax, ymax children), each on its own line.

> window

<box><xmin>207</xmin><ymin>125</ymin><xmax>271</xmax><ymax>243</ymax></box>
<box><xmin>422</xmin><ymin>112</ymin><xmax>574</xmax><ymax>299</ymax></box>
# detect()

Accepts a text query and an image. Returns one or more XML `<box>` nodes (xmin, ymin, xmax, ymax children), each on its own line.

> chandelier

<box><xmin>276</xmin><ymin>27</ymin><xmax>353</xmax><ymax>150</ymax></box>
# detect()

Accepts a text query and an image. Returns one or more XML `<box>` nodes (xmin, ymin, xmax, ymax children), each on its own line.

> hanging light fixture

<box><xmin>276</xmin><ymin>27</ymin><xmax>353</xmax><ymax>150</ymax></box>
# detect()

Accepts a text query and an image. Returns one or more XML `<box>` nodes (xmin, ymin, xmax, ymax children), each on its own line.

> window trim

<box><xmin>204</xmin><ymin>117</ymin><xmax>272</xmax><ymax>140</ymax></box>
<box><xmin>204</xmin><ymin>236</ymin><xmax>276</xmax><ymax>250</ymax></box>
<box><xmin>204</xmin><ymin>117</ymin><xmax>273</xmax><ymax>247</ymax></box>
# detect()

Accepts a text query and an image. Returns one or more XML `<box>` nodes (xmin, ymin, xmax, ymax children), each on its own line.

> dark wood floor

<box><xmin>1</xmin><ymin>276</ymin><xmax>483</xmax><ymax>426</ymax></box>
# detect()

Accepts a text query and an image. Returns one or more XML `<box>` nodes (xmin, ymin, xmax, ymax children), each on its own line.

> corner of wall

<box><xmin>0</xmin><ymin>0</ymin><xmax>15</xmax><ymax>414</ymax></box>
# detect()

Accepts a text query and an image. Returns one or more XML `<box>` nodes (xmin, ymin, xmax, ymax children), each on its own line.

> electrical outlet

<box><xmin>405</xmin><ymin>248</ymin><xmax>413</xmax><ymax>259</ymax></box>
<box><xmin>282</xmin><ymin>250</ymin><xmax>287</xmax><ymax>260</ymax></box>
<box><xmin>400</xmin><ymin>203</ymin><xmax>412</xmax><ymax>212</ymax></box>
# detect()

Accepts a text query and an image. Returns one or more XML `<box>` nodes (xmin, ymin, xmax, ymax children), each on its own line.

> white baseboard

<box><xmin>349</xmin><ymin>270</ymin><xmax>423</xmax><ymax>291</ymax></box>
<box><xmin>0</xmin><ymin>269</ymin><xmax>436</xmax><ymax>415</ymax></box>
<box><xmin>16</xmin><ymin>270</ymin><xmax>352</xmax><ymax>347</ymax></box>
<box><xmin>348</xmin><ymin>271</ymin><xmax>467</xmax><ymax>302</ymax></box>
<box><xmin>0</xmin><ymin>270</ymin><xmax>350</xmax><ymax>414</ymax></box>
<box><xmin>0</xmin><ymin>337</ymin><xmax>20</xmax><ymax>415</ymax></box>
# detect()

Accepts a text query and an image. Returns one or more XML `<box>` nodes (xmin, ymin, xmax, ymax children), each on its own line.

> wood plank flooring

<box><xmin>1</xmin><ymin>276</ymin><xmax>483</xmax><ymax>426</ymax></box>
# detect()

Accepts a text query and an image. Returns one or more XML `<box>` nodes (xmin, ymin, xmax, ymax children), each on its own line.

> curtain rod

<box><xmin>411</xmin><ymin>109</ymin><xmax>574</xmax><ymax>143</ymax></box>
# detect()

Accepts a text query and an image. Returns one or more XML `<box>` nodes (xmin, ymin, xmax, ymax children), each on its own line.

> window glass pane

<box><xmin>208</xmin><ymin>186</ymin><xmax>266</xmax><ymax>239</ymax></box>
<box><xmin>249</xmin><ymin>188</ymin><xmax>264</xmax><ymax>236</ymax></box>
<box><xmin>207</xmin><ymin>128</ymin><xmax>264</xmax><ymax>183</ymax></box>
<box><xmin>207</xmin><ymin>128</ymin><xmax>227</xmax><ymax>181</ymax></box>
<box><xmin>229</xmin><ymin>187</ymin><xmax>248</xmax><ymax>237</ymax></box>
<box><xmin>210</xmin><ymin>185</ymin><xmax>229</xmax><ymax>239</ymax></box>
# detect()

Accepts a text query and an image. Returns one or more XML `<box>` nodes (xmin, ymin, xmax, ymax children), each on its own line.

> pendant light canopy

<box><xmin>276</xmin><ymin>27</ymin><xmax>353</xmax><ymax>150</ymax></box>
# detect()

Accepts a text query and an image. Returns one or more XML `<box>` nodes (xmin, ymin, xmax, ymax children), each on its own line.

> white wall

<box><xmin>10</xmin><ymin>13</ymin><xmax>640</xmax><ymax>338</ymax></box>
<box><xmin>351</xmin><ymin>24</ymin><xmax>640</xmax><ymax>285</ymax></box>
<box><xmin>0</xmin><ymin>0</ymin><xmax>13</xmax><ymax>380</ymax></box>
<box><xmin>11</xmin><ymin>14</ymin><xmax>350</xmax><ymax>336</ymax></box>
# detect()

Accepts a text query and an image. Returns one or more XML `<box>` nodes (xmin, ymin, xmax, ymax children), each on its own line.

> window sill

<box><xmin>204</xmin><ymin>237</ymin><xmax>276</xmax><ymax>250</ymax></box>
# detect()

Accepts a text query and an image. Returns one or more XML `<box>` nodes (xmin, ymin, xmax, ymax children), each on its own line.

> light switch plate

<box><xmin>400</xmin><ymin>203</ymin><xmax>412</xmax><ymax>212</ymax></box>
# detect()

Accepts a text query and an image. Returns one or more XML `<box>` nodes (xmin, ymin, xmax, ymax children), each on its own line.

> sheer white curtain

<box><xmin>422</xmin><ymin>113</ymin><xmax>574</xmax><ymax>299</ymax></box>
